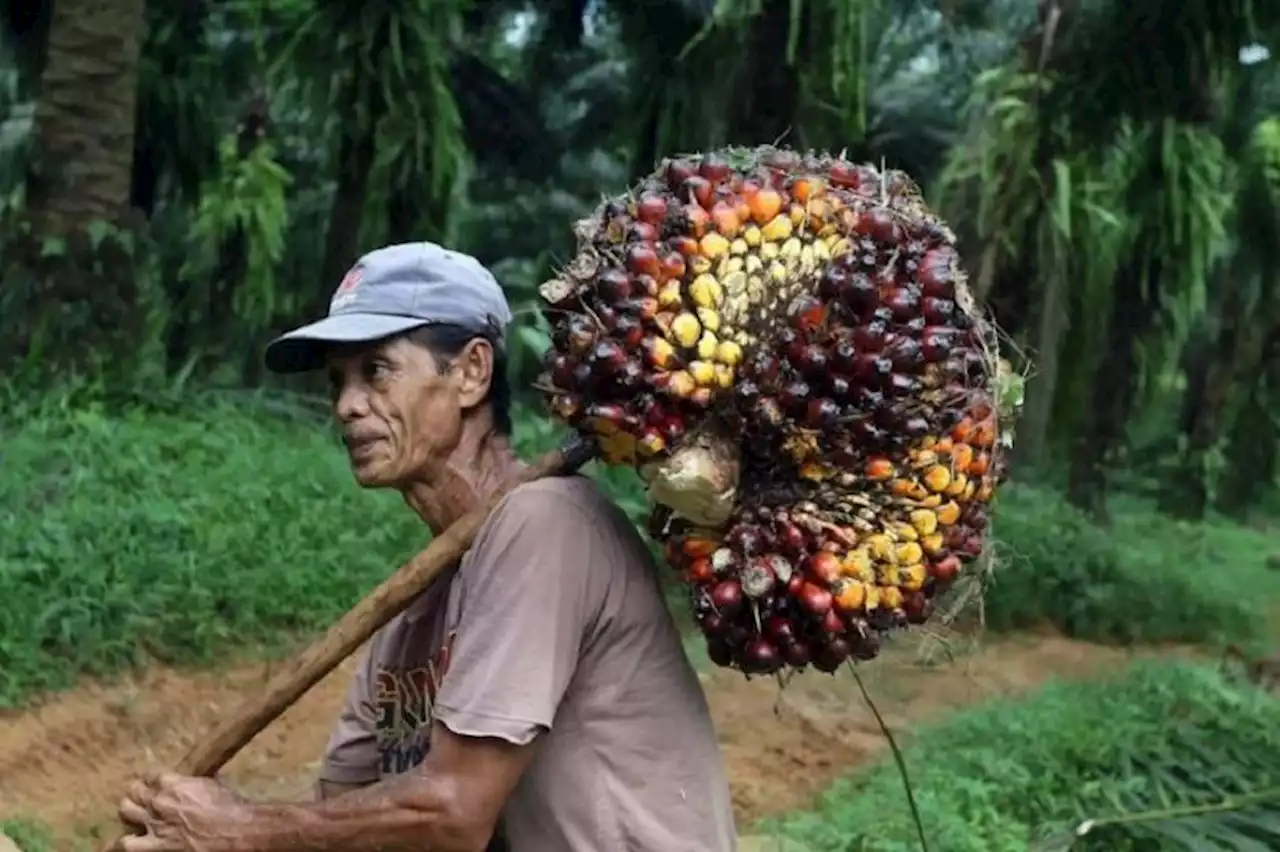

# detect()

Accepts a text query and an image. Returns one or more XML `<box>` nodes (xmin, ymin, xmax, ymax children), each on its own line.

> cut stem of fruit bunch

<box><xmin>537</xmin><ymin>144</ymin><xmax>1010</xmax><ymax>677</ymax></box>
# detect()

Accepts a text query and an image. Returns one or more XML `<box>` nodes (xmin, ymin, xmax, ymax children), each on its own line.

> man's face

<box><xmin>326</xmin><ymin>336</ymin><xmax>467</xmax><ymax>489</ymax></box>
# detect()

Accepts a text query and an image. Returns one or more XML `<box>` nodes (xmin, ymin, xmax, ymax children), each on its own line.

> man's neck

<box><xmin>401</xmin><ymin>432</ymin><xmax>526</xmax><ymax>533</ymax></box>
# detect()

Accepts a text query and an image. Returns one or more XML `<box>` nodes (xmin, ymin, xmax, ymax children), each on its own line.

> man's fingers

<box><xmin>126</xmin><ymin>779</ymin><xmax>154</xmax><ymax>807</ymax></box>
<box><xmin>118</xmin><ymin>796</ymin><xmax>151</xmax><ymax>828</ymax></box>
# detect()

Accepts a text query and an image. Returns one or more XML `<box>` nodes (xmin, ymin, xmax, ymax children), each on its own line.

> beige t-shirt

<box><xmin>320</xmin><ymin>476</ymin><xmax>737</xmax><ymax>852</ymax></box>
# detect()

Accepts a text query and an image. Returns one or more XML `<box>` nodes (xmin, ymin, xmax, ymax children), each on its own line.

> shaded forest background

<box><xmin>3</xmin><ymin>0</ymin><xmax>1280</xmax><ymax>528</ymax></box>
<box><xmin>4</xmin><ymin>4</ymin><xmax>1280</xmax><ymax>850</ymax></box>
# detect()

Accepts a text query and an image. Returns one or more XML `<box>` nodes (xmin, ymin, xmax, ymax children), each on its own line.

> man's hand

<box><xmin>116</xmin><ymin>772</ymin><xmax>249</xmax><ymax>852</ymax></box>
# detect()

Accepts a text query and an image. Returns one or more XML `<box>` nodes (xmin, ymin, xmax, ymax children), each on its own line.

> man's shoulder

<box><xmin>498</xmin><ymin>475</ymin><xmax>615</xmax><ymax>525</ymax></box>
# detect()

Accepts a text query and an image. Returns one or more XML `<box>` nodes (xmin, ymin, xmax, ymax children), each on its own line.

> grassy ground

<box><xmin>2</xmin><ymin>390</ymin><xmax>1279</xmax><ymax>851</ymax></box>
<box><xmin>3</xmin><ymin>391</ymin><xmax>1275</xmax><ymax>708</ymax></box>
<box><xmin>757</xmin><ymin>661</ymin><xmax>1280</xmax><ymax>851</ymax></box>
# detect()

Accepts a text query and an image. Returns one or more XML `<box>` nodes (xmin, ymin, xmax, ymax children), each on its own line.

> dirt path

<box><xmin>0</xmin><ymin>632</ymin><xmax>1170</xmax><ymax>846</ymax></box>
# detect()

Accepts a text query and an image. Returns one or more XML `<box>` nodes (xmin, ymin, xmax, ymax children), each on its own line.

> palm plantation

<box><xmin>1</xmin><ymin>0</ymin><xmax>1278</xmax><ymax>849</ymax></box>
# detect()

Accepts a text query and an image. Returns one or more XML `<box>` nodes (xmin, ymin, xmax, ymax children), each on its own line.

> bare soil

<box><xmin>0</xmin><ymin>631</ymin><xmax>1172</xmax><ymax>847</ymax></box>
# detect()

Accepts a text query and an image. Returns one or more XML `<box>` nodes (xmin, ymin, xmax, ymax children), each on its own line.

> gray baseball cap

<box><xmin>264</xmin><ymin>242</ymin><xmax>513</xmax><ymax>374</ymax></box>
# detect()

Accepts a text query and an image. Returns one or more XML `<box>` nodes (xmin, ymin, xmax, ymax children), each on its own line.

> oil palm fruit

<box><xmin>537</xmin><ymin>145</ymin><xmax>1016</xmax><ymax>677</ymax></box>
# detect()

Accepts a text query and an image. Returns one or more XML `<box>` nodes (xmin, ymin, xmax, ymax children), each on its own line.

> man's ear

<box><xmin>454</xmin><ymin>338</ymin><xmax>495</xmax><ymax>410</ymax></box>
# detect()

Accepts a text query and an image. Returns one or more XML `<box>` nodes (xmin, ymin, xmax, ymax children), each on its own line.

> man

<box><xmin>115</xmin><ymin>242</ymin><xmax>738</xmax><ymax>852</ymax></box>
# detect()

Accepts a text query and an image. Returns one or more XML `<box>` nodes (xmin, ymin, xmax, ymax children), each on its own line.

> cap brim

<box><xmin>263</xmin><ymin>313</ymin><xmax>428</xmax><ymax>374</ymax></box>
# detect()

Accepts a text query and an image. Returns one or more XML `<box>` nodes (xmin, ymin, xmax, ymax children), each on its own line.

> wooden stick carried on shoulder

<box><xmin>102</xmin><ymin>434</ymin><xmax>596</xmax><ymax>852</ymax></box>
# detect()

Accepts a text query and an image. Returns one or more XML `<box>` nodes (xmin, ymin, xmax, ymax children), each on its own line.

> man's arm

<box><xmin>234</xmin><ymin>723</ymin><xmax>533</xmax><ymax>852</ymax></box>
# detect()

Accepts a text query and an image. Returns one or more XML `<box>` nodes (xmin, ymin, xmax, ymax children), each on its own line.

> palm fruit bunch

<box><xmin>536</xmin><ymin>145</ymin><xmax>1014</xmax><ymax>677</ymax></box>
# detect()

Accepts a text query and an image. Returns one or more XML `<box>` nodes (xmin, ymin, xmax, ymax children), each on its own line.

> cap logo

<box><xmin>330</xmin><ymin>267</ymin><xmax>362</xmax><ymax>311</ymax></box>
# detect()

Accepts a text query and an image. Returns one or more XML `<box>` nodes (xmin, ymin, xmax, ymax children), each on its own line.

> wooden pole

<box><xmin>103</xmin><ymin>435</ymin><xmax>594</xmax><ymax>851</ymax></box>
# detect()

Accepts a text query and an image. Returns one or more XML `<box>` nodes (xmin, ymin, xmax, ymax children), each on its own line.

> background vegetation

<box><xmin>3</xmin><ymin>0</ymin><xmax>1279</xmax><ymax>849</ymax></box>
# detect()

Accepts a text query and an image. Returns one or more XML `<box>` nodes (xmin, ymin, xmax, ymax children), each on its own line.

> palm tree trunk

<box><xmin>1159</xmin><ymin>269</ymin><xmax>1248</xmax><ymax>518</ymax></box>
<box><xmin>310</xmin><ymin>16</ymin><xmax>391</xmax><ymax>317</ymax></box>
<box><xmin>25</xmin><ymin>0</ymin><xmax>146</xmax><ymax>233</ymax></box>
<box><xmin>9</xmin><ymin>0</ymin><xmax>147</xmax><ymax>370</ymax></box>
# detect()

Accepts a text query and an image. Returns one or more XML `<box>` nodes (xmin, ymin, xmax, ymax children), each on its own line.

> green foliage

<box><xmin>759</xmin><ymin>661</ymin><xmax>1280</xmax><ymax>851</ymax></box>
<box><xmin>3</xmin><ymin>390</ymin><xmax>1273</xmax><ymax>710</ymax></box>
<box><xmin>0</xmin><ymin>819</ymin><xmax>57</xmax><ymax>852</ymax></box>
<box><xmin>984</xmin><ymin>484</ymin><xmax>1274</xmax><ymax>644</ymax></box>
<box><xmin>0</xmin><ymin>390</ymin><xmax>650</xmax><ymax>709</ymax></box>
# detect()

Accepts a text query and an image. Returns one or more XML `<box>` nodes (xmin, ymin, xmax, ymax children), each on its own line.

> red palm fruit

<box><xmin>931</xmin><ymin>555</ymin><xmax>961</xmax><ymax>583</ymax></box>
<box><xmin>804</xmin><ymin>398</ymin><xmax>840</xmax><ymax>428</ymax></box>
<box><xmin>746</xmin><ymin>351</ymin><xmax>782</xmax><ymax>383</ymax></box>
<box><xmin>921</xmin><ymin>327</ymin><xmax>956</xmax><ymax>362</ymax></box>
<box><xmin>827</xmin><ymin>375</ymin><xmax>853</xmax><ymax>402</ymax></box>
<box><xmin>597</xmin><ymin>269</ymin><xmax>632</xmax><ymax>302</ymax></box>
<box><xmin>548</xmin><ymin>354</ymin><xmax>577</xmax><ymax>389</ymax></box>
<box><xmin>919</xmin><ymin>247</ymin><xmax>959</xmax><ymax>297</ymax></box>
<box><xmin>827</xmin><ymin>162</ymin><xmax>860</xmax><ymax>189</ymax></box>
<box><xmin>887</xmin><ymin>337</ymin><xmax>923</xmax><ymax>370</ymax></box>
<box><xmin>884</xmin><ymin>287</ymin><xmax>921</xmax><ymax>322</ymax></box>
<box><xmin>657</xmin><ymin>415</ymin><xmax>686</xmax><ymax>444</ymax></box>
<box><xmin>591</xmin><ymin>339</ymin><xmax>628</xmax><ymax>373</ymax></box>
<box><xmin>852</xmin><ymin>319</ymin><xmax>888</xmax><ymax>351</ymax></box>
<box><xmin>687</xmin><ymin>557</ymin><xmax>714</xmax><ymax>584</ymax></box>
<box><xmin>790</xmin><ymin>295</ymin><xmax>827</xmax><ymax>333</ymax></box>
<box><xmin>706</xmin><ymin>639</ymin><xmax>733</xmax><ymax>668</ymax></box>
<box><xmin>842</xmin><ymin>272</ymin><xmax>878</xmax><ymax>314</ymax></box>
<box><xmin>619</xmin><ymin>296</ymin><xmax>659</xmax><ymax>320</ymax></box>
<box><xmin>665</xmin><ymin>159</ymin><xmax>697</xmax><ymax>191</ymax></box>
<box><xmin>778</xmin><ymin>380</ymin><xmax>811</xmax><ymax>416</ymax></box>
<box><xmin>806</xmin><ymin>551</ymin><xmax>843</xmax><ymax>585</ymax></box>
<box><xmin>922</xmin><ymin>297</ymin><xmax>955</xmax><ymax>324</ymax></box>
<box><xmin>796</xmin><ymin>581</ymin><xmax>833</xmax><ymax>615</ymax></box>
<box><xmin>551</xmin><ymin>394</ymin><xmax>582</xmax><ymax>422</ymax></box>
<box><xmin>819</xmin><ymin>608</ymin><xmax>846</xmax><ymax>635</ymax></box>
<box><xmin>831</xmin><ymin>339</ymin><xmax>858</xmax><ymax>373</ymax></box>
<box><xmin>775</xmin><ymin>521</ymin><xmax>807</xmax><ymax>555</ymax></box>
<box><xmin>782</xmin><ymin>641</ymin><xmax>812</xmax><ymax>668</ymax></box>
<box><xmin>727</xmin><ymin>523</ymin><xmax>767</xmax><ymax>557</ymax></box>
<box><xmin>616</xmin><ymin>359</ymin><xmax>645</xmax><ymax>392</ymax></box>
<box><xmin>660</xmin><ymin>252</ymin><xmax>686</xmax><ymax>282</ymax></box>
<box><xmin>683</xmin><ymin>203</ymin><xmax>711</xmax><ymax>236</ymax></box>
<box><xmin>614</xmin><ymin>315</ymin><xmax>645</xmax><ymax>349</ymax></box>
<box><xmin>669</xmin><ymin>234</ymin><xmax>699</xmax><ymax>256</ymax></box>
<box><xmin>902</xmin><ymin>593</ymin><xmax>933</xmax><ymax>624</ymax></box>
<box><xmin>818</xmin><ymin>266</ymin><xmax>850</xmax><ymax>303</ymax></box>
<box><xmin>699</xmin><ymin>152</ymin><xmax>732</xmax><ymax>183</ymax></box>
<box><xmin>627</xmin><ymin>221</ymin><xmax>658</xmax><ymax>243</ymax></box>
<box><xmin>743</xmin><ymin>637</ymin><xmax>782</xmax><ymax>674</ymax></box>
<box><xmin>636</xmin><ymin>191</ymin><xmax>668</xmax><ymax>225</ymax></box>
<box><xmin>682</xmin><ymin>175</ymin><xmax>714</xmax><ymax>208</ymax></box>
<box><xmin>856</xmin><ymin>208</ymin><xmax>903</xmax><ymax>244</ymax></box>
<box><xmin>850</xmin><ymin>354</ymin><xmax>891</xmax><ymax>385</ymax></box>
<box><xmin>563</xmin><ymin>315</ymin><xmax>597</xmax><ymax>356</ymax></box>
<box><xmin>851</xmin><ymin>631</ymin><xmax>880</xmax><ymax>661</ymax></box>
<box><xmin>709</xmin><ymin>579</ymin><xmax>744</xmax><ymax>615</ymax></box>
<box><xmin>626</xmin><ymin>245</ymin><xmax>660</xmax><ymax>278</ymax></box>
<box><xmin>812</xmin><ymin>637</ymin><xmax>851</xmax><ymax>673</ymax></box>
<box><xmin>765</xmin><ymin>614</ymin><xmax>798</xmax><ymax>645</ymax></box>
<box><xmin>792</xmin><ymin>344</ymin><xmax>828</xmax><ymax>377</ymax></box>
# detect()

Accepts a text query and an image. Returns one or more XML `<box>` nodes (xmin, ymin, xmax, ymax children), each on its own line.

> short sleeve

<box><xmin>433</xmin><ymin>487</ymin><xmax>596</xmax><ymax>746</ymax></box>
<box><xmin>318</xmin><ymin>642</ymin><xmax>382</xmax><ymax>785</ymax></box>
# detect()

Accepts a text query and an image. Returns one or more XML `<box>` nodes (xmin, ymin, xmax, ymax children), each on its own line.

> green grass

<box><xmin>0</xmin><ymin>390</ymin><xmax>646</xmax><ymax>708</ymax></box>
<box><xmin>759</xmin><ymin>661</ymin><xmax>1280</xmax><ymax>852</ymax></box>
<box><xmin>1</xmin><ymin>391</ymin><xmax>1275</xmax><ymax>708</ymax></box>
<box><xmin>983</xmin><ymin>484</ymin><xmax>1277</xmax><ymax>646</ymax></box>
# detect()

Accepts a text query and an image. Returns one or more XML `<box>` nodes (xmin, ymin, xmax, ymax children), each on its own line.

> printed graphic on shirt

<box><xmin>374</xmin><ymin>631</ymin><xmax>455</xmax><ymax>776</ymax></box>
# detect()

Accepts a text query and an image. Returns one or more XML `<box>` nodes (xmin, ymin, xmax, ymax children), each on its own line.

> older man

<box><xmin>114</xmin><ymin>243</ymin><xmax>736</xmax><ymax>852</ymax></box>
